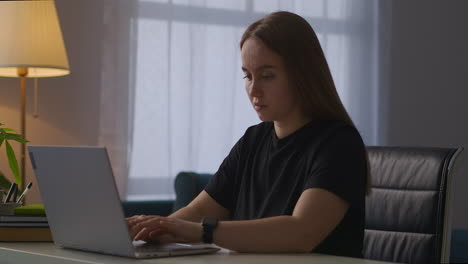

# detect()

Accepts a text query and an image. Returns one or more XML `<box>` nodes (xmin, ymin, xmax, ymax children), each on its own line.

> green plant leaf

<box><xmin>5</xmin><ymin>140</ymin><xmax>21</xmax><ymax>188</ymax></box>
<box><xmin>0</xmin><ymin>128</ymin><xmax>6</xmax><ymax>148</ymax></box>
<box><xmin>6</xmin><ymin>132</ymin><xmax>22</xmax><ymax>138</ymax></box>
<box><xmin>0</xmin><ymin>170</ymin><xmax>12</xmax><ymax>191</ymax></box>
<box><xmin>3</xmin><ymin>128</ymin><xmax>16</xmax><ymax>133</ymax></box>
<box><xmin>5</xmin><ymin>133</ymin><xmax>29</xmax><ymax>143</ymax></box>
<box><xmin>12</xmin><ymin>138</ymin><xmax>29</xmax><ymax>144</ymax></box>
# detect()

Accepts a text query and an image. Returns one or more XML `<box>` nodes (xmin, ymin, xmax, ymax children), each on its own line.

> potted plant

<box><xmin>0</xmin><ymin>123</ymin><xmax>29</xmax><ymax>198</ymax></box>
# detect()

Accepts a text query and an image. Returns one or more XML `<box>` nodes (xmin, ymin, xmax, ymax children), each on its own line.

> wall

<box><xmin>380</xmin><ymin>1</ymin><xmax>468</xmax><ymax>228</ymax></box>
<box><xmin>0</xmin><ymin>0</ymin><xmax>104</xmax><ymax>204</ymax></box>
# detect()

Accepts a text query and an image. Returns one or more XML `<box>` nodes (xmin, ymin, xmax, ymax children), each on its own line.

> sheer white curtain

<box><xmin>100</xmin><ymin>0</ymin><xmax>381</xmax><ymax>200</ymax></box>
<box><xmin>99</xmin><ymin>0</ymin><xmax>135</xmax><ymax>198</ymax></box>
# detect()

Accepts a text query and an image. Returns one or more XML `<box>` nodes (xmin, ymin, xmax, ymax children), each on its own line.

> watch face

<box><xmin>203</xmin><ymin>217</ymin><xmax>218</xmax><ymax>227</ymax></box>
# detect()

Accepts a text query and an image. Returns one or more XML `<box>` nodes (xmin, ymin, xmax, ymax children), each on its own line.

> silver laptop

<box><xmin>28</xmin><ymin>145</ymin><xmax>220</xmax><ymax>258</ymax></box>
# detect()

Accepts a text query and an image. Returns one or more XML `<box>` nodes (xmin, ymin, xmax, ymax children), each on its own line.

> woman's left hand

<box><xmin>127</xmin><ymin>215</ymin><xmax>203</xmax><ymax>243</ymax></box>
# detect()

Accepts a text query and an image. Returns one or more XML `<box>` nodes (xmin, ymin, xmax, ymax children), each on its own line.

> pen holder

<box><xmin>0</xmin><ymin>202</ymin><xmax>22</xmax><ymax>216</ymax></box>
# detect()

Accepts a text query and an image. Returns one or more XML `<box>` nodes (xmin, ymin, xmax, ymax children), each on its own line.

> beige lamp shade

<box><xmin>0</xmin><ymin>0</ymin><xmax>70</xmax><ymax>78</ymax></box>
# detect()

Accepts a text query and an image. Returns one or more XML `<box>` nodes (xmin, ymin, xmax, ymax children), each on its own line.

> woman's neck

<box><xmin>273</xmin><ymin>114</ymin><xmax>312</xmax><ymax>139</ymax></box>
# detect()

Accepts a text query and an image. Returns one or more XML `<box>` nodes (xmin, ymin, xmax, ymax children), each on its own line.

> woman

<box><xmin>127</xmin><ymin>11</ymin><xmax>368</xmax><ymax>258</ymax></box>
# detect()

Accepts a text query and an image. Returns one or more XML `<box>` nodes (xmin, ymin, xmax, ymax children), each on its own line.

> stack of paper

<box><xmin>0</xmin><ymin>211</ymin><xmax>52</xmax><ymax>242</ymax></box>
<box><xmin>0</xmin><ymin>215</ymin><xmax>48</xmax><ymax>227</ymax></box>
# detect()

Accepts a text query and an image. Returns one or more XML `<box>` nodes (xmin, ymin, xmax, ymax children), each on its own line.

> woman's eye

<box><xmin>243</xmin><ymin>75</ymin><xmax>252</xmax><ymax>81</ymax></box>
<box><xmin>261</xmin><ymin>74</ymin><xmax>274</xmax><ymax>80</ymax></box>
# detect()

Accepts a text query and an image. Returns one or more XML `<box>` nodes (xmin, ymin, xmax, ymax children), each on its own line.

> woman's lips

<box><xmin>254</xmin><ymin>104</ymin><xmax>266</xmax><ymax>111</ymax></box>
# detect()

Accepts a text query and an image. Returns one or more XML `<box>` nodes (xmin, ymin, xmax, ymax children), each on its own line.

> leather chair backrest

<box><xmin>364</xmin><ymin>146</ymin><xmax>462</xmax><ymax>264</ymax></box>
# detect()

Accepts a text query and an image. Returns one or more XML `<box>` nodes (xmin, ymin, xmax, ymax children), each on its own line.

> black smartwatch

<box><xmin>202</xmin><ymin>217</ymin><xmax>219</xmax><ymax>244</ymax></box>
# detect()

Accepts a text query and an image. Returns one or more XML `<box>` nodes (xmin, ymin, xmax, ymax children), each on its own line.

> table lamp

<box><xmin>0</xmin><ymin>0</ymin><xmax>70</xmax><ymax>189</ymax></box>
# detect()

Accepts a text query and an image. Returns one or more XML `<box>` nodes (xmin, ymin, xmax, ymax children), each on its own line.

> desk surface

<box><xmin>0</xmin><ymin>242</ymin><xmax>394</xmax><ymax>264</ymax></box>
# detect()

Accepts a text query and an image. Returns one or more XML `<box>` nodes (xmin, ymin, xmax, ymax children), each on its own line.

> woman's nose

<box><xmin>249</xmin><ymin>81</ymin><xmax>262</xmax><ymax>97</ymax></box>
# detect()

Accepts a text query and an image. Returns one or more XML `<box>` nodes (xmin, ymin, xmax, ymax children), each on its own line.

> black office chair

<box><xmin>364</xmin><ymin>146</ymin><xmax>463</xmax><ymax>264</ymax></box>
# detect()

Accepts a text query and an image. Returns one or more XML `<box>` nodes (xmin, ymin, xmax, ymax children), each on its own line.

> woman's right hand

<box><xmin>126</xmin><ymin>215</ymin><xmax>203</xmax><ymax>243</ymax></box>
<box><xmin>126</xmin><ymin>215</ymin><xmax>174</xmax><ymax>243</ymax></box>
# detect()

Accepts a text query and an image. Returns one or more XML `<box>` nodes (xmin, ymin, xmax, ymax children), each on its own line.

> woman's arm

<box><xmin>212</xmin><ymin>188</ymin><xmax>348</xmax><ymax>253</ymax></box>
<box><xmin>168</xmin><ymin>191</ymin><xmax>231</xmax><ymax>222</ymax></box>
<box><xmin>130</xmin><ymin>188</ymin><xmax>348</xmax><ymax>253</ymax></box>
<box><xmin>127</xmin><ymin>191</ymin><xmax>229</xmax><ymax>239</ymax></box>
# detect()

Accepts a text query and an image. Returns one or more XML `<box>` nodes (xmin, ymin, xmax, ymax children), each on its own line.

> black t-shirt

<box><xmin>204</xmin><ymin>119</ymin><xmax>366</xmax><ymax>258</ymax></box>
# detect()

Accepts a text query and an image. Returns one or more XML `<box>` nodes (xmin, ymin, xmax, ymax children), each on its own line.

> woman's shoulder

<box><xmin>296</xmin><ymin>119</ymin><xmax>364</xmax><ymax>157</ymax></box>
<box><xmin>312</xmin><ymin>120</ymin><xmax>365</xmax><ymax>154</ymax></box>
<box><xmin>232</xmin><ymin>122</ymin><xmax>273</xmax><ymax>151</ymax></box>
<box><xmin>313</xmin><ymin>119</ymin><xmax>362</xmax><ymax>140</ymax></box>
<box><xmin>244</xmin><ymin>121</ymin><xmax>273</xmax><ymax>138</ymax></box>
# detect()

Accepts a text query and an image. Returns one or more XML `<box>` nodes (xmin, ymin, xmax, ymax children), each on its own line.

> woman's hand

<box><xmin>126</xmin><ymin>215</ymin><xmax>203</xmax><ymax>244</ymax></box>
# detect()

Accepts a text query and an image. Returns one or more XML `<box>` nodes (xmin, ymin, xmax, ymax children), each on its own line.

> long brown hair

<box><xmin>240</xmin><ymin>11</ymin><xmax>371</xmax><ymax>194</ymax></box>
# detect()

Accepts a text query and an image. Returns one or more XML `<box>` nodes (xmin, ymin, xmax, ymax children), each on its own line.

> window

<box><xmin>126</xmin><ymin>0</ymin><xmax>378</xmax><ymax>200</ymax></box>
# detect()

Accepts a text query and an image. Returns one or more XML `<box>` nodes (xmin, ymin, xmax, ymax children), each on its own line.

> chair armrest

<box><xmin>121</xmin><ymin>200</ymin><xmax>174</xmax><ymax>217</ymax></box>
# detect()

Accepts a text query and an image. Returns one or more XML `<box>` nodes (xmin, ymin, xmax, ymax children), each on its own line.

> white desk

<box><xmin>0</xmin><ymin>242</ymin><xmax>394</xmax><ymax>264</ymax></box>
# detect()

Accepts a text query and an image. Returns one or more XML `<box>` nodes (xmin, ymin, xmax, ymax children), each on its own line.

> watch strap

<box><xmin>202</xmin><ymin>217</ymin><xmax>219</xmax><ymax>244</ymax></box>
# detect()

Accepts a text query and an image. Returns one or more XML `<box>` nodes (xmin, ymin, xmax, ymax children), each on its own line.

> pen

<box><xmin>12</xmin><ymin>185</ymin><xmax>18</xmax><ymax>202</ymax></box>
<box><xmin>3</xmin><ymin>183</ymin><xmax>17</xmax><ymax>203</ymax></box>
<box><xmin>16</xmin><ymin>182</ymin><xmax>33</xmax><ymax>204</ymax></box>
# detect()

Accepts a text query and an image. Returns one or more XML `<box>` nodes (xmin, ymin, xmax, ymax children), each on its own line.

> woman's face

<box><xmin>241</xmin><ymin>37</ymin><xmax>301</xmax><ymax>123</ymax></box>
